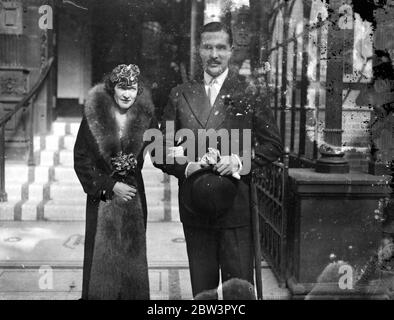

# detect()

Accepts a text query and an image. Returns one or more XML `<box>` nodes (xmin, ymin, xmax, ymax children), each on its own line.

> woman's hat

<box><xmin>110</xmin><ymin>64</ymin><xmax>140</xmax><ymax>87</ymax></box>
<box><xmin>180</xmin><ymin>167</ymin><xmax>239</xmax><ymax>218</ymax></box>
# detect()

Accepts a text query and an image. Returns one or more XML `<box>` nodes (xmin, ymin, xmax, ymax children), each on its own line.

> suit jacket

<box><xmin>155</xmin><ymin>70</ymin><xmax>283</xmax><ymax>228</ymax></box>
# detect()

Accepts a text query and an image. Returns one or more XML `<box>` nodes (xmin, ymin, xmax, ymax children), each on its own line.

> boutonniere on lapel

<box><xmin>222</xmin><ymin>94</ymin><xmax>251</xmax><ymax>116</ymax></box>
<box><xmin>111</xmin><ymin>151</ymin><xmax>138</xmax><ymax>180</ymax></box>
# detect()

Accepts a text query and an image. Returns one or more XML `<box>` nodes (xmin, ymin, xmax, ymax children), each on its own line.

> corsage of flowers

<box><xmin>222</xmin><ymin>93</ymin><xmax>254</xmax><ymax>116</ymax></box>
<box><xmin>111</xmin><ymin>151</ymin><xmax>138</xmax><ymax>177</ymax></box>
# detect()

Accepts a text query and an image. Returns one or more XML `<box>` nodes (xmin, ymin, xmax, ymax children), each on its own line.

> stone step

<box><xmin>42</xmin><ymin>200</ymin><xmax>85</xmax><ymax>221</ymax></box>
<box><xmin>0</xmin><ymin>200</ymin><xmax>18</xmax><ymax>220</ymax></box>
<box><xmin>52</xmin><ymin>121</ymin><xmax>80</xmax><ymax>137</ymax></box>
<box><xmin>6</xmin><ymin>164</ymin><xmax>63</xmax><ymax>185</ymax></box>
<box><xmin>51</xmin><ymin>166</ymin><xmax>164</xmax><ymax>186</ymax></box>
<box><xmin>52</xmin><ymin>122</ymin><xmax>67</xmax><ymax>136</ymax></box>
<box><xmin>7</xmin><ymin>175</ymin><xmax>169</xmax><ymax>204</ymax></box>
<box><xmin>45</xmin><ymin>184</ymin><xmax>175</xmax><ymax>204</ymax></box>
<box><xmin>6</xmin><ymin>165</ymin><xmax>52</xmax><ymax>184</ymax></box>
<box><xmin>6</xmin><ymin>154</ymin><xmax>161</xmax><ymax>180</ymax></box>
<box><xmin>39</xmin><ymin>201</ymin><xmax>179</xmax><ymax>222</ymax></box>
<box><xmin>53</xmin><ymin>138</ymin><xmax>159</xmax><ymax>163</ymax></box>
<box><xmin>39</xmin><ymin>134</ymin><xmax>77</xmax><ymax>152</ymax></box>
<box><xmin>33</xmin><ymin>136</ymin><xmax>42</xmax><ymax>152</ymax></box>
<box><xmin>51</xmin><ymin>167</ymin><xmax>80</xmax><ymax>184</ymax></box>
<box><xmin>43</xmin><ymin>134</ymin><xmax>63</xmax><ymax>151</ymax></box>
<box><xmin>48</xmin><ymin>183</ymin><xmax>86</xmax><ymax>202</ymax></box>
<box><xmin>47</xmin><ymin>182</ymin><xmax>169</xmax><ymax>204</ymax></box>
<box><xmin>4</xmin><ymin>181</ymin><xmax>174</xmax><ymax>202</ymax></box>
<box><xmin>170</xmin><ymin>205</ymin><xmax>180</xmax><ymax>222</ymax></box>
<box><xmin>63</xmin><ymin>135</ymin><xmax>76</xmax><ymax>151</ymax></box>
<box><xmin>33</xmin><ymin>129</ymin><xmax>77</xmax><ymax>154</ymax></box>
<box><xmin>37</xmin><ymin>148</ymin><xmax>160</xmax><ymax>169</ymax></box>
<box><xmin>69</xmin><ymin>123</ymin><xmax>81</xmax><ymax>136</ymax></box>
<box><xmin>33</xmin><ymin>166</ymin><xmax>51</xmax><ymax>183</ymax></box>
<box><xmin>20</xmin><ymin>200</ymin><xmax>41</xmax><ymax>221</ymax></box>
<box><xmin>3</xmin><ymin>182</ymin><xmax>24</xmax><ymax>201</ymax></box>
<box><xmin>5</xmin><ymin>164</ymin><xmax>29</xmax><ymax>183</ymax></box>
<box><xmin>1</xmin><ymin>125</ymin><xmax>181</xmax><ymax>222</ymax></box>
<box><xmin>37</xmin><ymin>150</ymin><xmax>57</xmax><ymax>166</ymax></box>
<box><xmin>1</xmin><ymin>199</ymin><xmax>180</xmax><ymax>222</ymax></box>
<box><xmin>58</xmin><ymin>150</ymin><xmax>73</xmax><ymax>167</ymax></box>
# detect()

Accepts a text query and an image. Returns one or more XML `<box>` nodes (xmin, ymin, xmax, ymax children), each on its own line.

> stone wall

<box><xmin>0</xmin><ymin>0</ymin><xmax>55</xmax><ymax>154</ymax></box>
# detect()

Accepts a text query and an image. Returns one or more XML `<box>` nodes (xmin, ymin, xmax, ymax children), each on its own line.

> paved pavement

<box><xmin>0</xmin><ymin>221</ymin><xmax>290</xmax><ymax>300</ymax></box>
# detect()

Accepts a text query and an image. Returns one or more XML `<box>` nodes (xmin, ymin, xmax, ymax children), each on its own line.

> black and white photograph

<box><xmin>0</xmin><ymin>0</ymin><xmax>394</xmax><ymax>307</ymax></box>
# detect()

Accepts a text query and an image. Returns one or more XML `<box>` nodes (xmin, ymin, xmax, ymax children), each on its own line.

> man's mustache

<box><xmin>207</xmin><ymin>60</ymin><xmax>221</xmax><ymax>65</ymax></box>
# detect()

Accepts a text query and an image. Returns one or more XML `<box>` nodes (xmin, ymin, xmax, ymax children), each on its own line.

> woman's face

<box><xmin>114</xmin><ymin>83</ymin><xmax>138</xmax><ymax>110</ymax></box>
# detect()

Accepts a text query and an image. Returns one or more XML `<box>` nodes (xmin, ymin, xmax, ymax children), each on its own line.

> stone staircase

<box><xmin>0</xmin><ymin>119</ymin><xmax>179</xmax><ymax>222</ymax></box>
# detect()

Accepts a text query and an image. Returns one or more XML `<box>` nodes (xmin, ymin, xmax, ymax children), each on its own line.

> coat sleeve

<box><xmin>139</xmin><ymin>115</ymin><xmax>159</xmax><ymax>169</ymax></box>
<box><xmin>252</xmin><ymin>95</ymin><xmax>284</xmax><ymax>167</ymax></box>
<box><xmin>152</xmin><ymin>87</ymin><xmax>188</xmax><ymax>180</ymax></box>
<box><xmin>73</xmin><ymin>117</ymin><xmax>116</xmax><ymax>199</ymax></box>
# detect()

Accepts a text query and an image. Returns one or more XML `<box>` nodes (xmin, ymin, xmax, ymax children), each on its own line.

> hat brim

<box><xmin>180</xmin><ymin>166</ymin><xmax>238</xmax><ymax>219</ymax></box>
<box><xmin>180</xmin><ymin>166</ymin><xmax>213</xmax><ymax>217</ymax></box>
<box><xmin>186</xmin><ymin>166</ymin><xmax>213</xmax><ymax>178</ymax></box>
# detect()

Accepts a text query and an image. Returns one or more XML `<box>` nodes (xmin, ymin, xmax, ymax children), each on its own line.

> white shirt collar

<box><xmin>204</xmin><ymin>68</ymin><xmax>229</xmax><ymax>87</ymax></box>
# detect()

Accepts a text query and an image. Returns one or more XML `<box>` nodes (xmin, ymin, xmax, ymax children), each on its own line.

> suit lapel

<box><xmin>182</xmin><ymin>72</ymin><xmax>243</xmax><ymax>129</ymax></box>
<box><xmin>206</xmin><ymin>72</ymin><xmax>239</xmax><ymax>129</ymax></box>
<box><xmin>182</xmin><ymin>81</ymin><xmax>211</xmax><ymax>128</ymax></box>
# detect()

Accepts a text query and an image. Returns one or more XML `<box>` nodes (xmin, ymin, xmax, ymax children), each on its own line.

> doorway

<box><xmin>56</xmin><ymin>3</ymin><xmax>91</xmax><ymax>118</ymax></box>
<box><xmin>56</xmin><ymin>0</ymin><xmax>191</xmax><ymax>119</ymax></box>
<box><xmin>90</xmin><ymin>0</ymin><xmax>191</xmax><ymax>119</ymax></box>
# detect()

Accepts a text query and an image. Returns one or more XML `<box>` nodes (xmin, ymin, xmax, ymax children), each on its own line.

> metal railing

<box><xmin>0</xmin><ymin>57</ymin><xmax>54</xmax><ymax>202</ymax></box>
<box><xmin>253</xmin><ymin>149</ymin><xmax>290</xmax><ymax>286</ymax></box>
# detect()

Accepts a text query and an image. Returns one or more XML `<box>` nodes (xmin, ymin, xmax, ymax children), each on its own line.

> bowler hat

<box><xmin>180</xmin><ymin>167</ymin><xmax>239</xmax><ymax>218</ymax></box>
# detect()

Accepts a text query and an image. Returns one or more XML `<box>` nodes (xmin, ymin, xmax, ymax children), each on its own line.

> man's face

<box><xmin>199</xmin><ymin>30</ymin><xmax>232</xmax><ymax>77</ymax></box>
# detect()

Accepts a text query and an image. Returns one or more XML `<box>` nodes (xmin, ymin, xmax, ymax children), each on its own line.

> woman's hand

<box><xmin>113</xmin><ymin>182</ymin><xmax>137</xmax><ymax>202</ymax></box>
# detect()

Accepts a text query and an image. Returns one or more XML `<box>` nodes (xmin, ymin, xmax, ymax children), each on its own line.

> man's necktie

<box><xmin>207</xmin><ymin>78</ymin><xmax>217</xmax><ymax>107</ymax></box>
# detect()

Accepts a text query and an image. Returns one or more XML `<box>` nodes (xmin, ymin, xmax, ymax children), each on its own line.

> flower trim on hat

<box><xmin>110</xmin><ymin>64</ymin><xmax>140</xmax><ymax>87</ymax></box>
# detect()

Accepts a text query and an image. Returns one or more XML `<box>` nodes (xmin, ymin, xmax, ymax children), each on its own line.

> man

<box><xmin>154</xmin><ymin>22</ymin><xmax>283</xmax><ymax>298</ymax></box>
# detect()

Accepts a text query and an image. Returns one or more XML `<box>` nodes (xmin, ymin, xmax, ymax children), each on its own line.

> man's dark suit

<box><xmin>155</xmin><ymin>70</ymin><xmax>283</xmax><ymax>297</ymax></box>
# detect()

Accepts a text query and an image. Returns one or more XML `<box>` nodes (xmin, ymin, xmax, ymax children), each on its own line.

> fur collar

<box><xmin>84</xmin><ymin>83</ymin><xmax>154</xmax><ymax>165</ymax></box>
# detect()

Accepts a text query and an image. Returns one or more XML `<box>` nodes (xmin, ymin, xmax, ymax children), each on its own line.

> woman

<box><xmin>74</xmin><ymin>64</ymin><xmax>155</xmax><ymax>299</ymax></box>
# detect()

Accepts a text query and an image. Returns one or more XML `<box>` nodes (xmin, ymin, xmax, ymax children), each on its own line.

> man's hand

<box><xmin>113</xmin><ymin>182</ymin><xmax>137</xmax><ymax>202</ymax></box>
<box><xmin>214</xmin><ymin>155</ymin><xmax>240</xmax><ymax>176</ymax></box>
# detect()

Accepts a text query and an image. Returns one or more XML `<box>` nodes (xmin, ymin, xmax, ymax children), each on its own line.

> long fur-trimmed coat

<box><xmin>73</xmin><ymin>83</ymin><xmax>156</xmax><ymax>300</ymax></box>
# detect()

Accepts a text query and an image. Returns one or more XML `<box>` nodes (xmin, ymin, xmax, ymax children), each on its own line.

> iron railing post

<box><xmin>280</xmin><ymin>148</ymin><xmax>290</xmax><ymax>280</ymax></box>
<box><xmin>0</xmin><ymin>126</ymin><xmax>8</xmax><ymax>202</ymax></box>
<box><xmin>27</xmin><ymin>99</ymin><xmax>36</xmax><ymax>167</ymax></box>
<box><xmin>251</xmin><ymin>175</ymin><xmax>263</xmax><ymax>300</ymax></box>
<box><xmin>189</xmin><ymin>0</ymin><xmax>198</xmax><ymax>80</ymax></box>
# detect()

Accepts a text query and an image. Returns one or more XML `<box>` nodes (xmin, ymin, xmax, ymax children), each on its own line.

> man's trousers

<box><xmin>183</xmin><ymin>224</ymin><xmax>254</xmax><ymax>299</ymax></box>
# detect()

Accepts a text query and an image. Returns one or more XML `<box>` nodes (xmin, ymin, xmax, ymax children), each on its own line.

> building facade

<box><xmin>1</xmin><ymin>0</ymin><xmax>393</xmax><ymax>298</ymax></box>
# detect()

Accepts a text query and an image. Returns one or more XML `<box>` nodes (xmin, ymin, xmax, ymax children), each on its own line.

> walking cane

<box><xmin>250</xmin><ymin>172</ymin><xmax>263</xmax><ymax>300</ymax></box>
